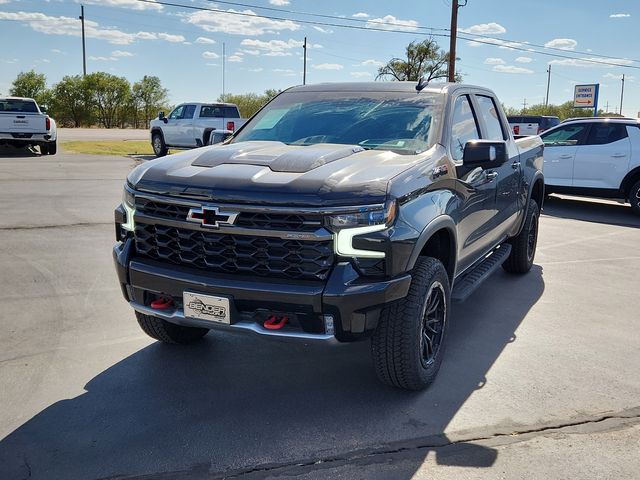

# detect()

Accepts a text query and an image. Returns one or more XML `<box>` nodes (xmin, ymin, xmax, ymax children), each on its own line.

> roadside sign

<box><xmin>574</xmin><ymin>84</ymin><xmax>599</xmax><ymax>108</ymax></box>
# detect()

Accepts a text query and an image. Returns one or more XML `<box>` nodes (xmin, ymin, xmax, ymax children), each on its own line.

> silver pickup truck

<box><xmin>149</xmin><ymin>102</ymin><xmax>246</xmax><ymax>157</ymax></box>
<box><xmin>0</xmin><ymin>97</ymin><xmax>57</xmax><ymax>155</ymax></box>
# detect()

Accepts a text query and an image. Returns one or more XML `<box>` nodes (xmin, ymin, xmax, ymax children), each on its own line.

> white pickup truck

<box><xmin>0</xmin><ymin>97</ymin><xmax>57</xmax><ymax>155</ymax></box>
<box><xmin>149</xmin><ymin>102</ymin><xmax>246</xmax><ymax>157</ymax></box>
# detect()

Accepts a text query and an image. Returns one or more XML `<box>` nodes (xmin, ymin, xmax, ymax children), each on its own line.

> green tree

<box><xmin>218</xmin><ymin>89</ymin><xmax>280</xmax><ymax>118</ymax></box>
<box><xmin>84</xmin><ymin>72</ymin><xmax>131</xmax><ymax>128</ymax></box>
<box><xmin>49</xmin><ymin>75</ymin><xmax>90</xmax><ymax>127</ymax></box>
<box><xmin>512</xmin><ymin>101</ymin><xmax>606</xmax><ymax>121</ymax></box>
<box><xmin>376</xmin><ymin>39</ymin><xmax>459</xmax><ymax>82</ymax></box>
<box><xmin>132</xmin><ymin>75</ymin><xmax>169</xmax><ymax>129</ymax></box>
<box><xmin>9</xmin><ymin>70</ymin><xmax>50</xmax><ymax>106</ymax></box>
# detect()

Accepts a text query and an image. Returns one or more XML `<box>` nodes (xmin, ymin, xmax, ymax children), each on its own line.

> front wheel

<box><xmin>135</xmin><ymin>312</ymin><xmax>208</xmax><ymax>344</ymax></box>
<box><xmin>629</xmin><ymin>180</ymin><xmax>640</xmax><ymax>216</ymax></box>
<box><xmin>503</xmin><ymin>199</ymin><xmax>539</xmax><ymax>274</ymax></box>
<box><xmin>371</xmin><ymin>257</ymin><xmax>450</xmax><ymax>390</ymax></box>
<box><xmin>152</xmin><ymin>132</ymin><xmax>168</xmax><ymax>157</ymax></box>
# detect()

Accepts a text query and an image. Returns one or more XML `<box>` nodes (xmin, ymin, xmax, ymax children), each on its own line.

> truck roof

<box><xmin>287</xmin><ymin>81</ymin><xmax>495</xmax><ymax>96</ymax></box>
<box><xmin>0</xmin><ymin>96</ymin><xmax>37</xmax><ymax>102</ymax></box>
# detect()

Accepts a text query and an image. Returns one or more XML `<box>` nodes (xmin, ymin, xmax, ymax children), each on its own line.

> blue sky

<box><xmin>0</xmin><ymin>0</ymin><xmax>638</xmax><ymax>117</ymax></box>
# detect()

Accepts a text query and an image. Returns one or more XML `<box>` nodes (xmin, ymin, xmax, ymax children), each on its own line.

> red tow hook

<box><xmin>150</xmin><ymin>296</ymin><xmax>174</xmax><ymax>310</ymax></box>
<box><xmin>263</xmin><ymin>314</ymin><xmax>288</xmax><ymax>330</ymax></box>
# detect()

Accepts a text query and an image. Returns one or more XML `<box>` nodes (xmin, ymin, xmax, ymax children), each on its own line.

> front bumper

<box><xmin>113</xmin><ymin>238</ymin><xmax>411</xmax><ymax>343</ymax></box>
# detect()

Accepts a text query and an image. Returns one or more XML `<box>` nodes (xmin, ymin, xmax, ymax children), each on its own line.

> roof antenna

<box><xmin>416</xmin><ymin>77</ymin><xmax>428</xmax><ymax>92</ymax></box>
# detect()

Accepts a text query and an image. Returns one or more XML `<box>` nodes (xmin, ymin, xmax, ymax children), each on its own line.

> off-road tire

<box><xmin>629</xmin><ymin>180</ymin><xmax>640</xmax><ymax>216</ymax></box>
<box><xmin>47</xmin><ymin>141</ymin><xmax>57</xmax><ymax>155</ymax></box>
<box><xmin>135</xmin><ymin>311</ymin><xmax>208</xmax><ymax>344</ymax></box>
<box><xmin>152</xmin><ymin>132</ymin><xmax>168</xmax><ymax>157</ymax></box>
<box><xmin>503</xmin><ymin>199</ymin><xmax>539</xmax><ymax>274</ymax></box>
<box><xmin>40</xmin><ymin>143</ymin><xmax>49</xmax><ymax>155</ymax></box>
<box><xmin>371</xmin><ymin>257</ymin><xmax>450</xmax><ymax>391</ymax></box>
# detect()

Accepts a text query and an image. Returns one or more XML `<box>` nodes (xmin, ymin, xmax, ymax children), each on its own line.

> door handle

<box><xmin>485</xmin><ymin>171</ymin><xmax>498</xmax><ymax>180</ymax></box>
<box><xmin>612</xmin><ymin>153</ymin><xmax>627</xmax><ymax>158</ymax></box>
<box><xmin>511</xmin><ymin>161</ymin><xmax>521</xmax><ymax>169</ymax></box>
<box><xmin>559</xmin><ymin>154</ymin><xmax>573</xmax><ymax>159</ymax></box>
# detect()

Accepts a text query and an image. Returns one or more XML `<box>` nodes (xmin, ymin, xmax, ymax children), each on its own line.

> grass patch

<box><xmin>61</xmin><ymin>140</ymin><xmax>155</xmax><ymax>156</ymax></box>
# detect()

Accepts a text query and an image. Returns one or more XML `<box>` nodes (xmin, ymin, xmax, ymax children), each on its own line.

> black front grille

<box><xmin>136</xmin><ymin>198</ymin><xmax>323</xmax><ymax>232</ymax></box>
<box><xmin>134</xmin><ymin>222</ymin><xmax>334</xmax><ymax>281</ymax></box>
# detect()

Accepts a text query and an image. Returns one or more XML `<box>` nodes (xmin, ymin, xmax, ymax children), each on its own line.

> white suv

<box><xmin>541</xmin><ymin>118</ymin><xmax>640</xmax><ymax>214</ymax></box>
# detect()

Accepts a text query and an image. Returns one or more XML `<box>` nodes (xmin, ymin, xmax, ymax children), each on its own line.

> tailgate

<box><xmin>510</xmin><ymin>122</ymin><xmax>539</xmax><ymax>136</ymax></box>
<box><xmin>0</xmin><ymin>113</ymin><xmax>46</xmax><ymax>133</ymax></box>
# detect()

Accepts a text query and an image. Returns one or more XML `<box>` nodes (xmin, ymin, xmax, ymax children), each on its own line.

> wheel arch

<box><xmin>202</xmin><ymin>128</ymin><xmax>214</xmax><ymax>146</ymax></box>
<box><xmin>150</xmin><ymin>127</ymin><xmax>165</xmax><ymax>143</ymax></box>
<box><xmin>406</xmin><ymin>216</ymin><xmax>457</xmax><ymax>282</ymax></box>
<box><xmin>620</xmin><ymin>166</ymin><xmax>640</xmax><ymax>199</ymax></box>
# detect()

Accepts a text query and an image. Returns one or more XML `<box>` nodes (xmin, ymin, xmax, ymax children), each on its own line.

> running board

<box><xmin>451</xmin><ymin>244</ymin><xmax>512</xmax><ymax>303</ymax></box>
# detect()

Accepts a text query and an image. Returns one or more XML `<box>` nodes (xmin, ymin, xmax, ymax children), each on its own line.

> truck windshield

<box><xmin>232</xmin><ymin>90</ymin><xmax>443</xmax><ymax>155</ymax></box>
<box><xmin>0</xmin><ymin>99</ymin><xmax>39</xmax><ymax>113</ymax></box>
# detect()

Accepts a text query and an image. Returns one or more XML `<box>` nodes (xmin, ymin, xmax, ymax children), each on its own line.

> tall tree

<box><xmin>50</xmin><ymin>75</ymin><xmax>89</xmax><ymax>127</ymax></box>
<box><xmin>132</xmin><ymin>75</ymin><xmax>169</xmax><ymax>129</ymax></box>
<box><xmin>9</xmin><ymin>70</ymin><xmax>49</xmax><ymax>105</ymax></box>
<box><xmin>84</xmin><ymin>72</ymin><xmax>131</xmax><ymax>128</ymax></box>
<box><xmin>376</xmin><ymin>39</ymin><xmax>459</xmax><ymax>83</ymax></box>
<box><xmin>218</xmin><ymin>89</ymin><xmax>280</xmax><ymax>118</ymax></box>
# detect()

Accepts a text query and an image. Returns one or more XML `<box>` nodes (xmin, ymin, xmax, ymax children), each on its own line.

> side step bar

<box><xmin>451</xmin><ymin>244</ymin><xmax>512</xmax><ymax>303</ymax></box>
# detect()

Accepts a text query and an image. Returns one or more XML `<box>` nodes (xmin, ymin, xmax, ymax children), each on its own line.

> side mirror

<box><xmin>159</xmin><ymin>111</ymin><xmax>168</xmax><ymax>123</ymax></box>
<box><xmin>40</xmin><ymin>106</ymin><xmax>48</xmax><ymax>114</ymax></box>
<box><xmin>463</xmin><ymin>140</ymin><xmax>508</xmax><ymax>169</ymax></box>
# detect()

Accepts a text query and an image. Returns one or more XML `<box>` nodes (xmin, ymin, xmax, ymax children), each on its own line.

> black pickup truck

<box><xmin>114</xmin><ymin>82</ymin><xmax>544</xmax><ymax>390</ymax></box>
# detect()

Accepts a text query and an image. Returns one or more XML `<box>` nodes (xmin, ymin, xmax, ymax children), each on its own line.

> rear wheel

<box><xmin>40</xmin><ymin>143</ymin><xmax>49</xmax><ymax>155</ymax></box>
<box><xmin>152</xmin><ymin>132</ymin><xmax>168</xmax><ymax>157</ymax></box>
<box><xmin>47</xmin><ymin>141</ymin><xmax>57</xmax><ymax>155</ymax></box>
<box><xmin>135</xmin><ymin>311</ymin><xmax>208</xmax><ymax>344</ymax></box>
<box><xmin>371</xmin><ymin>257</ymin><xmax>450</xmax><ymax>390</ymax></box>
<box><xmin>629</xmin><ymin>180</ymin><xmax>640</xmax><ymax>216</ymax></box>
<box><xmin>503</xmin><ymin>200</ymin><xmax>539</xmax><ymax>274</ymax></box>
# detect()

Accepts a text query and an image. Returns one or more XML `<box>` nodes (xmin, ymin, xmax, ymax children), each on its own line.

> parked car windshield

<box><xmin>232</xmin><ymin>90</ymin><xmax>444</xmax><ymax>155</ymax></box>
<box><xmin>0</xmin><ymin>99</ymin><xmax>39</xmax><ymax>113</ymax></box>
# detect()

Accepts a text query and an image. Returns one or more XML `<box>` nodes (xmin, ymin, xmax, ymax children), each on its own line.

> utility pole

<box><xmin>620</xmin><ymin>74</ymin><xmax>625</xmax><ymax>116</ymax></box>
<box><xmin>544</xmin><ymin>64</ymin><xmax>551</xmax><ymax>109</ymax></box>
<box><xmin>448</xmin><ymin>0</ymin><xmax>459</xmax><ymax>82</ymax></box>
<box><xmin>522</xmin><ymin>98</ymin><xmax>528</xmax><ymax>113</ymax></box>
<box><xmin>79</xmin><ymin>5</ymin><xmax>86</xmax><ymax>77</ymax></box>
<box><xmin>222</xmin><ymin>42</ymin><xmax>226</xmax><ymax>100</ymax></box>
<box><xmin>605</xmin><ymin>101</ymin><xmax>609</xmax><ymax>113</ymax></box>
<box><xmin>303</xmin><ymin>36</ymin><xmax>307</xmax><ymax>85</ymax></box>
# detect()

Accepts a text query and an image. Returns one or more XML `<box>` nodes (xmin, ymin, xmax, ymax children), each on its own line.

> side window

<box><xmin>450</xmin><ymin>95</ymin><xmax>481</xmax><ymax>162</ymax></box>
<box><xmin>182</xmin><ymin>104</ymin><xmax>197</xmax><ymax>120</ymax></box>
<box><xmin>168</xmin><ymin>105</ymin><xmax>185</xmax><ymax>120</ymax></box>
<box><xmin>541</xmin><ymin>124</ymin><xmax>589</xmax><ymax>146</ymax></box>
<box><xmin>200</xmin><ymin>106</ymin><xmax>223</xmax><ymax>118</ymax></box>
<box><xmin>585</xmin><ymin>123</ymin><xmax>628</xmax><ymax>145</ymax></box>
<box><xmin>476</xmin><ymin>95</ymin><xmax>506</xmax><ymax>140</ymax></box>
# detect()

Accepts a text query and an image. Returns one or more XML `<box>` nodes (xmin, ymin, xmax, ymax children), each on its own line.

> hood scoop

<box><xmin>192</xmin><ymin>141</ymin><xmax>364</xmax><ymax>173</ymax></box>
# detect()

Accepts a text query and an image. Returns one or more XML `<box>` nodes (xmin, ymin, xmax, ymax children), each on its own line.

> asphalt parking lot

<box><xmin>0</xmin><ymin>148</ymin><xmax>639</xmax><ymax>480</ymax></box>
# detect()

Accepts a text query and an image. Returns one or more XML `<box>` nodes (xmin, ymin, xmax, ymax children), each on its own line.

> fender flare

<box><xmin>620</xmin><ymin>166</ymin><xmax>640</xmax><ymax>197</ymax></box>
<box><xmin>405</xmin><ymin>215</ymin><xmax>458</xmax><ymax>276</ymax></box>
<box><xmin>150</xmin><ymin>127</ymin><xmax>165</xmax><ymax>144</ymax></box>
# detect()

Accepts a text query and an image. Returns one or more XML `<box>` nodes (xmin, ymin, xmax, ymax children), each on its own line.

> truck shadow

<box><xmin>0</xmin><ymin>145</ymin><xmax>41</xmax><ymax>157</ymax></box>
<box><xmin>0</xmin><ymin>267</ymin><xmax>544</xmax><ymax>480</ymax></box>
<box><xmin>543</xmin><ymin>195</ymin><xmax>640</xmax><ymax>228</ymax></box>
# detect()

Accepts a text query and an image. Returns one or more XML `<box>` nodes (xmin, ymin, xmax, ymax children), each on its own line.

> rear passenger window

<box><xmin>586</xmin><ymin>124</ymin><xmax>628</xmax><ymax>145</ymax></box>
<box><xmin>476</xmin><ymin>95</ymin><xmax>506</xmax><ymax>140</ymax></box>
<box><xmin>182</xmin><ymin>104</ymin><xmax>197</xmax><ymax>119</ymax></box>
<box><xmin>450</xmin><ymin>95</ymin><xmax>480</xmax><ymax>162</ymax></box>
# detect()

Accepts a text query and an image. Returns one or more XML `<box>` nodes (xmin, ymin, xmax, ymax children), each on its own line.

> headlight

<box><xmin>121</xmin><ymin>187</ymin><xmax>136</xmax><ymax>232</ymax></box>
<box><xmin>325</xmin><ymin>201</ymin><xmax>397</xmax><ymax>231</ymax></box>
<box><xmin>330</xmin><ymin>201</ymin><xmax>396</xmax><ymax>259</ymax></box>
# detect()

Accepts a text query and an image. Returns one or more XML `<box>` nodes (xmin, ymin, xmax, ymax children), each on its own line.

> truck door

<box><xmin>449</xmin><ymin>94</ymin><xmax>499</xmax><ymax>273</ymax></box>
<box><xmin>540</xmin><ymin>123</ymin><xmax>590</xmax><ymax>187</ymax></box>
<box><xmin>473</xmin><ymin>94</ymin><xmax>520</xmax><ymax>243</ymax></box>
<box><xmin>162</xmin><ymin>105</ymin><xmax>185</xmax><ymax>145</ymax></box>
<box><xmin>174</xmin><ymin>104</ymin><xmax>197</xmax><ymax>147</ymax></box>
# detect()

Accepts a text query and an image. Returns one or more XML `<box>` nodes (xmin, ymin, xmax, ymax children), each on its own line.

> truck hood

<box><xmin>129</xmin><ymin>141</ymin><xmax>437</xmax><ymax>207</ymax></box>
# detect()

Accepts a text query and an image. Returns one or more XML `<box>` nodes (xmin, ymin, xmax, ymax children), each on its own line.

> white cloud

<box><xmin>0</xmin><ymin>11</ymin><xmax>179</xmax><ymax>45</ymax></box>
<box><xmin>111</xmin><ymin>50</ymin><xmax>134</xmax><ymax>57</ymax></box>
<box><xmin>77</xmin><ymin>0</ymin><xmax>162</xmax><ymax>10</ymax></box>
<box><xmin>515</xmin><ymin>56</ymin><xmax>533</xmax><ymax>63</ymax></box>
<box><xmin>273</xmin><ymin>68</ymin><xmax>295</xmax><ymax>73</ymax></box>
<box><xmin>228</xmin><ymin>55</ymin><xmax>243</xmax><ymax>62</ymax></box>
<box><xmin>350</xmin><ymin>71</ymin><xmax>372</xmax><ymax>78</ymax></box>
<box><xmin>240</xmin><ymin>38</ymin><xmax>319</xmax><ymax>56</ymax></box>
<box><xmin>202</xmin><ymin>51</ymin><xmax>220</xmax><ymax>59</ymax></box>
<box><xmin>610</xmin><ymin>13</ymin><xmax>630</xmax><ymax>18</ymax></box>
<box><xmin>269</xmin><ymin>0</ymin><xmax>290</xmax><ymax>5</ymax></box>
<box><xmin>467</xmin><ymin>37</ymin><xmax>525</xmax><ymax>50</ymax></box>
<box><xmin>366</xmin><ymin>15</ymin><xmax>418</xmax><ymax>32</ymax></box>
<box><xmin>603</xmin><ymin>73</ymin><xmax>634</xmax><ymax>82</ymax></box>
<box><xmin>158</xmin><ymin>32</ymin><xmax>185</xmax><ymax>43</ymax></box>
<box><xmin>313</xmin><ymin>63</ymin><xmax>343</xmax><ymax>70</ymax></box>
<box><xmin>493</xmin><ymin>65</ymin><xmax>533</xmax><ymax>74</ymax></box>
<box><xmin>89</xmin><ymin>55</ymin><xmax>117</xmax><ymax>61</ymax></box>
<box><xmin>195</xmin><ymin>36</ymin><xmax>216</xmax><ymax>44</ymax></box>
<box><xmin>51</xmin><ymin>49</ymin><xmax>65</xmax><ymax>54</ymax></box>
<box><xmin>550</xmin><ymin>57</ymin><xmax>634</xmax><ymax>68</ymax></box>
<box><xmin>360</xmin><ymin>59</ymin><xmax>384</xmax><ymax>67</ymax></box>
<box><xmin>484</xmin><ymin>57</ymin><xmax>506</xmax><ymax>65</ymax></box>
<box><xmin>186</xmin><ymin>9</ymin><xmax>299</xmax><ymax>36</ymax></box>
<box><xmin>352</xmin><ymin>12</ymin><xmax>369</xmax><ymax>18</ymax></box>
<box><xmin>460</xmin><ymin>22</ymin><xmax>506</xmax><ymax>35</ymax></box>
<box><xmin>544</xmin><ymin>38</ymin><xmax>577</xmax><ymax>50</ymax></box>
<box><xmin>313</xmin><ymin>26</ymin><xmax>333</xmax><ymax>34</ymax></box>
<box><xmin>248</xmin><ymin>67</ymin><xmax>264</xmax><ymax>72</ymax></box>
<box><xmin>240</xmin><ymin>49</ymin><xmax>260</xmax><ymax>56</ymax></box>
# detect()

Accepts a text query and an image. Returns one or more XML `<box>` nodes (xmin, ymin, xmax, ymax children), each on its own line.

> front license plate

<box><xmin>183</xmin><ymin>292</ymin><xmax>231</xmax><ymax>324</ymax></box>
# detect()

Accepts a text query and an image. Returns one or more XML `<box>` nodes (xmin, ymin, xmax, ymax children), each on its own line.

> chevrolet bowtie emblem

<box><xmin>186</xmin><ymin>206</ymin><xmax>238</xmax><ymax>228</ymax></box>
